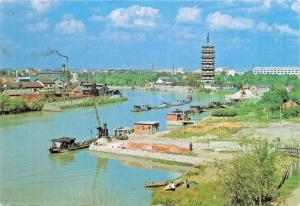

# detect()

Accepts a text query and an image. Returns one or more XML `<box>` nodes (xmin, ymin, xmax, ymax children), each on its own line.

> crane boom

<box><xmin>92</xmin><ymin>97</ymin><xmax>101</xmax><ymax>127</ymax></box>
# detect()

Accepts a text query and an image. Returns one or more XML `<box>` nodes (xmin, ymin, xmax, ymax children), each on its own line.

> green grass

<box><xmin>278</xmin><ymin>171</ymin><xmax>300</xmax><ymax>200</ymax></box>
<box><xmin>151</xmin><ymin>165</ymin><xmax>229</xmax><ymax>206</ymax></box>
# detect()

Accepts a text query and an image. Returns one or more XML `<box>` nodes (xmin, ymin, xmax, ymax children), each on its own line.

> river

<box><xmin>0</xmin><ymin>89</ymin><xmax>221</xmax><ymax>206</ymax></box>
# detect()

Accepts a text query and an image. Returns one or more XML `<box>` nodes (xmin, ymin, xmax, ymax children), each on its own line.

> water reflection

<box><xmin>89</xmin><ymin>151</ymin><xmax>195</xmax><ymax>175</ymax></box>
<box><xmin>48</xmin><ymin>151</ymin><xmax>78</xmax><ymax>166</ymax></box>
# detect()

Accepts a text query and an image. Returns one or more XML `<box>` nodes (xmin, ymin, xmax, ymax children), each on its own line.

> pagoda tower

<box><xmin>201</xmin><ymin>33</ymin><xmax>215</xmax><ymax>82</ymax></box>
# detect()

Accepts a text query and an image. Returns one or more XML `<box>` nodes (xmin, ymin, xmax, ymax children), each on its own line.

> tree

<box><xmin>217</xmin><ymin>139</ymin><xmax>279</xmax><ymax>206</ymax></box>
<box><xmin>215</xmin><ymin>74</ymin><xmax>225</xmax><ymax>85</ymax></box>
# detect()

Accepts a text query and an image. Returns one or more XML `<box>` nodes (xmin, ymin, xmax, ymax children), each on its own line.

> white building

<box><xmin>253</xmin><ymin>67</ymin><xmax>300</xmax><ymax>75</ymax></box>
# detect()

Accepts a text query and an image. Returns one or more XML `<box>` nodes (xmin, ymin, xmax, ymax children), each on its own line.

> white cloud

<box><xmin>89</xmin><ymin>14</ymin><xmax>104</xmax><ymax>22</ymax></box>
<box><xmin>207</xmin><ymin>11</ymin><xmax>254</xmax><ymax>30</ymax></box>
<box><xmin>291</xmin><ymin>0</ymin><xmax>300</xmax><ymax>14</ymax></box>
<box><xmin>176</xmin><ymin>6</ymin><xmax>202</xmax><ymax>23</ymax></box>
<box><xmin>100</xmin><ymin>30</ymin><xmax>146</xmax><ymax>43</ymax></box>
<box><xmin>175</xmin><ymin>28</ymin><xmax>196</xmax><ymax>40</ymax></box>
<box><xmin>31</xmin><ymin>0</ymin><xmax>57</xmax><ymax>13</ymax></box>
<box><xmin>273</xmin><ymin>23</ymin><xmax>299</xmax><ymax>36</ymax></box>
<box><xmin>54</xmin><ymin>14</ymin><xmax>85</xmax><ymax>34</ymax></box>
<box><xmin>257</xmin><ymin>22</ymin><xmax>273</xmax><ymax>32</ymax></box>
<box><xmin>25</xmin><ymin>18</ymin><xmax>49</xmax><ymax>32</ymax></box>
<box><xmin>108</xmin><ymin>5</ymin><xmax>159</xmax><ymax>28</ymax></box>
<box><xmin>257</xmin><ymin>21</ymin><xmax>299</xmax><ymax>36</ymax></box>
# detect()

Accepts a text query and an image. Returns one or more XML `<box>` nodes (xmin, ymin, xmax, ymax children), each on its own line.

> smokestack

<box><xmin>43</xmin><ymin>49</ymin><xmax>69</xmax><ymax>71</ymax></box>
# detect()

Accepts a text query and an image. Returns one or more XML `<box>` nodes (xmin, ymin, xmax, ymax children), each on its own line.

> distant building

<box><xmin>253</xmin><ymin>67</ymin><xmax>300</xmax><ymax>75</ymax></box>
<box><xmin>37</xmin><ymin>71</ymin><xmax>62</xmax><ymax>79</ymax></box>
<box><xmin>201</xmin><ymin>33</ymin><xmax>215</xmax><ymax>82</ymax></box>
<box><xmin>203</xmin><ymin>82</ymin><xmax>234</xmax><ymax>90</ymax></box>
<box><xmin>155</xmin><ymin>77</ymin><xmax>172</xmax><ymax>86</ymax></box>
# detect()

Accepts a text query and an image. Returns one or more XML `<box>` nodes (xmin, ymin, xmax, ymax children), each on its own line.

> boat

<box><xmin>49</xmin><ymin>137</ymin><xmax>96</xmax><ymax>153</ymax></box>
<box><xmin>131</xmin><ymin>105</ymin><xmax>152</xmax><ymax>112</ymax></box>
<box><xmin>145</xmin><ymin>181</ymin><xmax>167</xmax><ymax>188</ymax></box>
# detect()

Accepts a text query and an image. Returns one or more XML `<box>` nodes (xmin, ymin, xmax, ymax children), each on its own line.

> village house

<box><xmin>226</xmin><ymin>88</ymin><xmax>257</xmax><ymax>102</ymax></box>
<box><xmin>285</xmin><ymin>85</ymin><xmax>294</xmax><ymax>93</ymax></box>
<box><xmin>134</xmin><ymin>121</ymin><xmax>160</xmax><ymax>135</ymax></box>
<box><xmin>20</xmin><ymin>82</ymin><xmax>44</xmax><ymax>92</ymax></box>
<box><xmin>282</xmin><ymin>100</ymin><xmax>299</xmax><ymax>110</ymax></box>
<box><xmin>5</xmin><ymin>81</ymin><xmax>44</xmax><ymax>92</ymax></box>
<box><xmin>37</xmin><ymin>78</ymin><xmax>55</xmax><ymax>91</ymax></box>
<box><xmin>3</xmin><ymin>89</ymin><xmax>36</xmax><ymax>97</ymax></box>
<box><xmin>257</xmin><ymin>84</ymin><xmax>270</xmax><ymax>94</ymax></box>
<box><xmin>155</xmin><ymin>77</ymin><xmax>172</xmax><ymax>86</ymax></box>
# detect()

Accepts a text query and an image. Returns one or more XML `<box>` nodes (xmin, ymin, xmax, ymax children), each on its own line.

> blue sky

<box><xmin>0</xmin><ymin>0</ymin><xmax>299</xmax><ymax>70</ymax></box>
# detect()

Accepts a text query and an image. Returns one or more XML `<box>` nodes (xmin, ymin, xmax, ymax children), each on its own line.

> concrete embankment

<box><xmin>89</xmin><ymin>143</ymin><xmax>212</xmax><ymax>166</ymax></box>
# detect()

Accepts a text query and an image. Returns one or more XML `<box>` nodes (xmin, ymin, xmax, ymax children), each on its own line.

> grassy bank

<box><xmin>60</xmin><ymin>96</ymin><xmax>128</xmax><ymax>109</ymax></box>
<box><xmin>152</xmin><ymin>141</ymin><xmax>300</xmax><ymax>206</ymax></box>
<box><xmin>152</xmin><ymin>165</ymin><xmax>228</xmax><ymax>206</ymax></box>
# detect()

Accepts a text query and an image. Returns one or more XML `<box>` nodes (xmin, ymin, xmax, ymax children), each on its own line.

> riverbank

<box><xmin>43</xmin><ymin>96</ymin><xmax>127</xmax><ymax>112</ymax></box>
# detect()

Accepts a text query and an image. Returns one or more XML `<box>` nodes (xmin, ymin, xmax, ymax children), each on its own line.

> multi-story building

<box><xmin>201</xmin><ymin>33</ymin><xmax>215</xmax><ymax>82</ymax></box>
<box><xmin>253</xmin><ymin>67</ymin><xmax>300</xmax><ymax>75</ymax></box>
<box><xmin>37</xmin><ymin>71</ymin><xmax>62</xmax><ymax>79</ymax></box>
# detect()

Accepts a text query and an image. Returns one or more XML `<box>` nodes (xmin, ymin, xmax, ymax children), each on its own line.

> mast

<box><xmin>207</xmin><ymin>32</ymin><xmax>209</xmax><ymax>44</ymax></box>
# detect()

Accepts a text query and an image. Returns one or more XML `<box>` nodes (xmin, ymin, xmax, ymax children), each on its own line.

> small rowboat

<box><xmin>145</xmin><ymin>181</ymin><xmax>167</xmax><ymax>188</ymax></box>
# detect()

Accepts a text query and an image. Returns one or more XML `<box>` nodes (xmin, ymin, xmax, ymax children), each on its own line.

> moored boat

<box><xmin>49</xmin><ymin>137</ymin><xmax>96</xmax><ymax>153</ymax></box>
<box><xmin>145</xmin><ymin>181</ymin><xmax>167</xmax><ymax>188</ymax></box>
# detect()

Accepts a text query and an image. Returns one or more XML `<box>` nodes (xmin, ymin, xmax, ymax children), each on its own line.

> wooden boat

<box><xmin>145</xmin><ymin>181</ymin><xmax>167</xmax><ymax>188</ymax></box>
<box><xmin>131</xmin><ymin>105</ymin><xmax>152</xmax><ymax>112</ymax></box>
<box><xmin>49</xmin><ymin>137</ymin><xmax>96</xmax><ymax>153</ymax></box>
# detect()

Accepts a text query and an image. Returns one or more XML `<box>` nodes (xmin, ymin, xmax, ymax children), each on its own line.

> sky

<box><xmin>0</xmin><ymin>0</ymin><xmax>299</xmax><ymax>70</ymax></box>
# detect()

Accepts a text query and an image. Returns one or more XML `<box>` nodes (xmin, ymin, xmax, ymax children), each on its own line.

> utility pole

<box><xmin>149</xmin><ymin>64</ymin><xmax>154</xmax><ymax>71</ymax></box>
<box><xmin>172</xmin><ymin>64</ymin><xmax>175</xmax><ymax>76</ymax></box>
<box><xmin>280</xmin><ymin>106</ymin><xmax>282</xmax><ymax>124</ymax></box>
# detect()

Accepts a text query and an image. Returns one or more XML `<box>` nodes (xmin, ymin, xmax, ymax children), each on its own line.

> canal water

<box><xmin>0</xmin><ymin>89</ymin><xmax>220</xmax><ymax>206</ymax></box>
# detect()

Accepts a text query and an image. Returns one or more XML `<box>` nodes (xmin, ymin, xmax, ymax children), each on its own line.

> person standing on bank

<box><xmin>186</xmin><ymin>179</ymin><xmax>190</xmax><ymax>189</ymax></box>
<box><xmin>171</xmin><ymin>182</ymin><xmax>176</xmax><ymax>191</ymax></box>
<box><xmin>189</xmin><ymin>142</ymin><xmax>193</xmax><ymax>151</ymax></box>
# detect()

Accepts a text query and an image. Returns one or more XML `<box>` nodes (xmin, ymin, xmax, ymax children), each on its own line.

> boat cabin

<box><xmin>134</xmin><ymin>121</ymin><xmax>160</xmax><ymax>135</ymax></box>
<box><xmin>50</xmin><ymin>137</ymin><xmax>76</xmax><ymax>150</ymax></box>
<box><xmin>190</xmin><ymin>105</ymin><xmax>203</xmax><ymax>113</ymax></box>
<box><xmin>113</xmin><ymin>127</ymin><xmax>134</xmax><ymax>137</ymax></box>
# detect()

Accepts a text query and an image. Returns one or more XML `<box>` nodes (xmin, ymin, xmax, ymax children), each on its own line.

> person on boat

<box><xmin>186</xmin><ymin>179</ymin><xmax>190</xmax><ymax>189</ymax></box>
<box><xmin>171</xmin><ymin>182</ymin><xmax>176</xmax><ymax>191</ymax></box>
<box><xmin>189</xmin><ymin>142</ymin><xmax>193</xmax><ymax>151</ymax></box>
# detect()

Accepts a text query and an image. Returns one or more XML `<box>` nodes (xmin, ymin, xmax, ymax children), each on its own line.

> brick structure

<box><xmin>166</xmin><ymin>112</ymin><xmax>184</xmax><ymax>122</ymax></box>
<box><xmin>134</xmin><ymin>121</ymin><xmax>160</xmax><ymax>135</ymax></box>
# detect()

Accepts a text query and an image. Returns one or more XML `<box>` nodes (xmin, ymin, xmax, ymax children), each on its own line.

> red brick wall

<box><xmin>134</xmin><ymin>124</ymin><xmax>153</xmax><ymax>135</ymax></box>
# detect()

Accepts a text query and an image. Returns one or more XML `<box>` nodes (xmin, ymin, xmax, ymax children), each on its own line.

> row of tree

<box><xmin>0</xmin><ymin>94</ymin><xmax>44</xmax><ymax>114</ymax></box>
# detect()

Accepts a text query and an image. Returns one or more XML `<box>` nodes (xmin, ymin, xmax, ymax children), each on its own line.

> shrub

<box><xmin>212</xmin><ymin>108</ymin><xmax>237</xmax><ymax>117</ymax></box>
<box><xmin>283</xmin><ymin>108</ymin><xmax>300</xmax><ymax>119</ymax></box>
<box><xmin>30</xmin><ymin>100</ymin><xmax>45</xmax><ymax>111</ymax></box>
